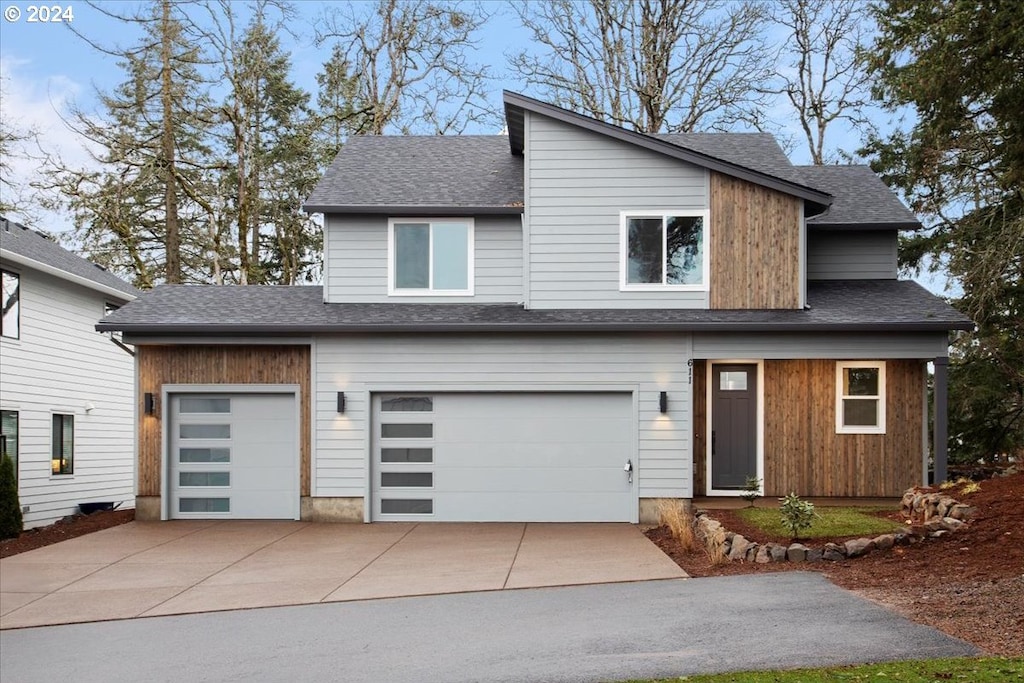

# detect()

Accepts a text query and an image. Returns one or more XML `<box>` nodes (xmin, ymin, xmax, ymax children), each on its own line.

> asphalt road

<box><xmin>0</xmin><ymin>572</ymin><xmax>977</xmax><ymax>683</ymax></box>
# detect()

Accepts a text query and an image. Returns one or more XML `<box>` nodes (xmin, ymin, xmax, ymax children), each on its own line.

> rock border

<box><xmin>694</xmin><ymin>488</ymin><xmax>973</xmax><ymax>564</ymax></box>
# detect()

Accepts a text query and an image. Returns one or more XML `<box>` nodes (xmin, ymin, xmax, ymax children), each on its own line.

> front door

<box><xmin>710</xmin><ymin>364</ymin><xmax>758</xmax><ymax>491</ymax></box>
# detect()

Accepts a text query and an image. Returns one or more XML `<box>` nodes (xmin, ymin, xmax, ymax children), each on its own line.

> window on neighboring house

<box><xmin>1</xmin><ymin>410</ymin><xmax>18</xmax><ymax>488</ymax></box>
<box><xmin>389</xmin><ymin>219</ymin><xmax>473</xmax><ymax>295</ymax></box>
<box><xmin>52</xmin><ymin>414</ymin><xmax>74</xmax><ymax>475</ymax></box>
<box><xmin>836</xmin><ymin>362</ymin><xmax>886</xmax><ymax>434</ymax></box>
<box><xmin>621</xmin><ymin>211</ymin><xmax>708</xmax><ymax>289</ymax></box>
<box><xmin>2</xmin><ymin>270</ymin><xmax>20</xmax><ymax>338</ymax></box>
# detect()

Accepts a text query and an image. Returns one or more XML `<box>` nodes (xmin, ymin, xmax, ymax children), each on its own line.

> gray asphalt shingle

<box><xmin>98</xmin><ymin>281</ymin><xmax>971</xmax><ymax>334</ymax></box>
<box><xmin>800</xmin><ymin>165</ymin><xmax>921</xmax><ymax>228</ymax></box>
<box><xmin>0</xmin><ymin>216</ymin><xmax>138</xmax><ymax>298</ymax></box>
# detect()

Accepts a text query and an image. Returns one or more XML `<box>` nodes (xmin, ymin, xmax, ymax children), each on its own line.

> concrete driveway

<box><xmin>0</xmin><ymin>521</ymin><xmax>684</xmax><ymax>629</ymax></box>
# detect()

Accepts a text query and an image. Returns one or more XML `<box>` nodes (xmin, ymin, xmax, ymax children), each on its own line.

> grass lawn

<box><xmin>623</xmin><ymin>656</ymin><xmax>1024</xmax><ymax>682</ymax></box>
<box><xmin>736</xmin><ymin>506</ymin><xmax>904</xmax><ymax>540</ymax></box>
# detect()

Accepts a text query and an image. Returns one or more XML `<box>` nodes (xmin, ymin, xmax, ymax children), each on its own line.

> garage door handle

<box><xmin>624</xmin><ymin>459</ymin><xmax>633</xmax><ymax>484</ymax></box>
<box><xmin>711</xmin><ymin>431</ymin><xmax>716</xmax><ymax>455</ymax></box>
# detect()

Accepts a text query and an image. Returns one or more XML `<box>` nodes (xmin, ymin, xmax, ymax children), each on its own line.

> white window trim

<box><xmin>387</xmin><ymin>217</ymin><xmax>475</xmax><ymax>296</ymax></box>
<box><xmin>619</xmin><ymin>209</ymin><xmax>710</xmax><ymax>291</ymax></box>
<box><xmin>836</xmin><ymin>361</ymin><xmax>886</xmax><ymax>434</ymax></box>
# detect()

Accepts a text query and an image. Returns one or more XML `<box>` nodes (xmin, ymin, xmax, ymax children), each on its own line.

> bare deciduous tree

<box><xmin>767</xmin><ymin>0</ymin><xmax>874</xmax><ymax>164</ymax></box>
<box><xmin>315</xmin><ymin>0</ymin><xmax>495</xmax><ymax>135</ymax></box>
<box><xmin>510</xmin><ymin>0</ymin><xmax>773</xmax><ymax>133</ymax></box>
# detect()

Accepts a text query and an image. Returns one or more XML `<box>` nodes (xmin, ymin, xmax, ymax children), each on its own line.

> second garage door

<box><xmin>371</xmin><ymin>393</ymin><xmax>636</xmax><ymax>522</ymax></box>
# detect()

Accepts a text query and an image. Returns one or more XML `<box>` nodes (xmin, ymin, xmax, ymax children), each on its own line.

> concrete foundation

<box><xmin>300</xmin><ymin>497</ymin><xmax>364</xmax><ymax>523</ymax></box>
<box><xmin>639</xmin><ymin>497</ymin><xmax>692</xmax><ymax>525</ymax></box>
<box><xmin>134</xmin><ymin>496</ymin><xmax>162</xmax><ymax>521</ymax></box>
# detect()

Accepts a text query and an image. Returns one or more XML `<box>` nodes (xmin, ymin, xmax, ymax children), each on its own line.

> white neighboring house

<box><xmin>1</xmin><ymin>216</ymin><xmax>138</xmax><ymax>529</ymax></box>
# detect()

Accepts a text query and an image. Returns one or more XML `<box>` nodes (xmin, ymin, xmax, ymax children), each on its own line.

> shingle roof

<box><xmin>304</xmin><ymin>136</ymin><xmax>524</xmax><ymax>213</ymax></box>
<box><xmin>800</xmin><ymin>165</ymin><xmax>921</xmax><ymax>230</ymax></box>
<box><xmin>99</xmin><ymin>281</ymin><xmax>971</xmax><ymax>335</ymax></box>
<box><xmin>655</xmin><ymin>133</ymin><xmax>806</xmax><ymax>185</ymax></box>
<box><xmin>0</xmin><ymin>216</ymin><xmax>138</xmax><ymax>299</ymax></box>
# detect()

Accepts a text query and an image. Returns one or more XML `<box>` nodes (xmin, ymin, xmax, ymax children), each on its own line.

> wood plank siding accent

<box><xmin>692</xmin><ymin>360</ymin><xmax>707</xmax><ymax>496</ymax></box>
<box><xmin>137</xmin><ymin>345</ymin><xmax>311</xmax><ymax>497</ymax></box>
<box><xmin>709</xmin><ymin>172</ymin><xmax>802</xmax><ymax>309</ymax></box>
<box><xmin>763</xmin><ymin>359</ymin><xmax>923</xmax><ymax>497</ymax></box>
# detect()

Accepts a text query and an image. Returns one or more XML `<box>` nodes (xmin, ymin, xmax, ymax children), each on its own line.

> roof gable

<box><xmin>0</xmin><ymin>216</ymin><xmax>138</xmax><ymax>300</ymax></box>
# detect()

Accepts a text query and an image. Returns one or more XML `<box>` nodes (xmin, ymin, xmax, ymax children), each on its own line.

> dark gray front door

<box><xmin>711</xmin><ymin>364</ymin><xmax>758</xmax><ymax>490</ymax></box>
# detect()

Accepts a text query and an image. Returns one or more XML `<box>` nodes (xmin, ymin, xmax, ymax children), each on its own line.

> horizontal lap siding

<box><xmin>137</xmin><ymin>346</ymin><xmax>311</xmax><ymax>497</ymax></box>
<box><xmin>710</xmin><ymin>173</ymin><xmax>801</xmax><ymax>309</ymax></box>
<box><xmin>324</xmin><ymin>214</ymin><xmax>522</xmax><ymax>303</ymax></box>
<box><xmin>314</xmin><ymin>333</ymin><xmax>693</xmax><ymax>499</ymax></box>
<box><xmin>0</xmin><ymin>268</ymin><xmax>134</xmax><ymax>528</ymax></box>
<box><xmin>808</xmin><ymin>230</ymin><xmax>898</xmax><ymax>279</ymax></box>
<box><xmin>526</xmin><ymin>113</ymin><xmax>709</xmax><ymax>309</ymax></box>
<box><xmin>763</xmin><ymin>359</ymin><xmax>923</xmax><ymax>497</ymax></box>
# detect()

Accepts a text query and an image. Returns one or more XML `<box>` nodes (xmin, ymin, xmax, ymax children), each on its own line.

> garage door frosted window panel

<box><xmin>169</xmin><ymin>394</ymin><xmax>297</xmax><ymax>519</ymax></box>
<box><xmin>377</xmin><ymin>395</ymin><xmax>435</xmax><ymax>518</ymax></box>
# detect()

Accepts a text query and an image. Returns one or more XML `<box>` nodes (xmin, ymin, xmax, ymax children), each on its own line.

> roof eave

<box><xmin>1</xmin><ymin>249</ymin><xmax>137</xmax><ymax>302</ymax></box>
<box><xmin>98</xmin><ymin>320</ymin><xmax>974</xmax><ymax>335</ymax></box>
<box><xmin>303</xmin><ymin>204</ymin><xmax>523</xmax><ymax>216</ymax></box>
<box><xmin>502</xmin><ymin>91</ymin><xmax>833</xmax><ymax>211</ymax></box>
<box><xmin>807</xmin><ymin>221</ymin><xmax>924</xmax><ymax>232</ymax></box>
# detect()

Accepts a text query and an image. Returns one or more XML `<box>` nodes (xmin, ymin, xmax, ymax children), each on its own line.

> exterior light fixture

<box><xmin>143</xmin><ymin>393</ymin><xmax>155</xmax><ymax>416</ymax></box>
<box><xmin>337</xmin><ymin>392</ymin><xmax>346</xmax><ymax>414</ymax></box>
<box><xmin>659</xmin><ymin>391</ymin><xmax>668</xmax><ymax>414</ymax></box>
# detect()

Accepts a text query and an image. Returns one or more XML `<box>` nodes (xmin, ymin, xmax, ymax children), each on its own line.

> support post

<box><xmin>933</xmin><ymin>357</ymin><xmax>949</xmax><ymax>485</ymax></box>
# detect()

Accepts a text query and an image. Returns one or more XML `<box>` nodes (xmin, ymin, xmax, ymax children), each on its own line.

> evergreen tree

<box><xmin>0</xmin><ymin>453</ymin><xmax>22</xmax><ymax>540</ymax></box>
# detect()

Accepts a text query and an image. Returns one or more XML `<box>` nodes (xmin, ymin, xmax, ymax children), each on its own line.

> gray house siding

<box><xmin>525</xmin><ymin>112</ymin><xmax>710</xmax><ymax>309</ymax></box>
<box><xmin>313</xmin><ymin>333</ymin><xmax>692</xmax><ymax>502</ymax></box>
<box><xmin>323</xmin><ymin>214</ymin><xmax>523</xmax><ymax>303</ymax></box>
<box><xmin>693</xmin><ymin>332</ymin><xmax>948</xmax><ymax>359</ymax></box>
<box><xmin>807</xmin><ymin>230</ymin><xmax>898</xmax><ymax>280</ymax></box>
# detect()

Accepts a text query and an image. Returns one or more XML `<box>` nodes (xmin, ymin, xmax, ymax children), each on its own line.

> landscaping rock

<box><xmin>745</xmin><ymin>544</ymin><xmax>759</xmax><ymax>563</ymax></box>
<box><xmin>923</xmin><ymin>519</ymin><xmax>945</xmax><ymax>533</ymax></box>
<box><xmin>949</xmin><ymin>504</ymin><xmax>975</xmax><ymax>520</ymax></box>
<box><xmin>941</xmin><ymin>517</ymin><xmax>966</xmax><ymax>531</ymax></box>
<box><xmin>806</xmin><ymin>548</ymin><xmax>823</xmax><ymax>562</ymax></box>
<box><xmin>874</xmin><ymin>534</ymin><xmax>895</xmax><ymax>551</ymax></box>
<box><xmin>930</xmin><ymin>530</ymin><xmax>949</xmax><ymax>538</ymax></box>
<box><xmin>823</xmin><ymin>543</ymin><xmax>846</xmax><ymax>562</ymax></box>
<box><xmin>755</xmin><ymin>545</ymin><xmax>771</xmax><ymax>563</ymax></box>
<box><xmin>786</xmin><ymin>543</ymin><xmax>809</xmax><ymax>562</ymax></box>
<box><xmin>844</xmin><ymin>537</ymin><xmax>875</xmax><ymax>558</ymax></box>
<box><xmin>769</xmin><ymin>544</ymin><xmax>788</xmax><ymax>562</ymax></box>
<box><xmin>728</xmin><ymin>535</ymin><xmax>750</xmax><ymax>560</ymax></box>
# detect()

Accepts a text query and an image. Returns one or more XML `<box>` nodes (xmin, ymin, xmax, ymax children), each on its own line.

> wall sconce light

<box><xmin>143</xmin><ymin>392</ymin><xmax>155</xmax><ymax>416</ymax></box>
<box><xmin>337</xmin><ymin>392</ymin><xmax>346</xmax><ymax>414</ymax></box>
<box><xmin>659</xmin><ymin>391</ymin><xmax>668</xmax><ymax>414</ymax></box>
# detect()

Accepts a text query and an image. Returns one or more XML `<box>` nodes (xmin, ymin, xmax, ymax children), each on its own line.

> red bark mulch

<box><xmin>646</xmin><ymin>471</ymin><xmax>1024</xmax><ymax>656</ymax></box>
<box><xmin>0</xmin><ymin>508</ymin><xmax>135</xmax><ymax>559</ymax></box>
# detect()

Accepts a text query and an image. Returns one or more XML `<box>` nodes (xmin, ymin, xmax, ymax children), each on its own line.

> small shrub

<box><xmin>0</xmin><ymin>453</ymin><xmax>23</xmax><ymax>539</ymax></box>
<box><xmin>704</xmin><ymin>532</ymin><xmax>729</xmax><ymax>564</ymax></box>
<box><xmin>779</xmin><ymin>493</ymin><xmax>816</xmax><ymax>539</ymax></box>
<box><xmin>657</xmin><ymin>499</ymin><xmax>697</xmax><ymax>552</ymax></box>
<box><xmin>740</xmin><ymin>476</ymin><xmax>762</xmax><ymax>506</ymax></box>
<box><xmin>959</xmin><ymin>481</ymin><xmax>981</xmax><ymax>495</ymax></box>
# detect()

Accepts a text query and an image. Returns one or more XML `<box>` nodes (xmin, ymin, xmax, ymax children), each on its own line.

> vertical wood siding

<box><xmin>137</xmin><ymin>345</ymin><xmax>311</xmax><ymax>497</ymax></box>
<box><xmin>709</xmin><ymin>172</ymin><xmax>802</xmax><ymax>309</ymax></box>
<box><xmin>807</xmin><ymin>230</ymin><xmax>898</xmax><ymax>280</ymax></box>
<box><xmin>692</xmin><ymin>360</ymin><xmax>707</xmax><ymax>495</ymax></box>
<box><xmin>763</xmin><ymin>359</ymin><xmax>923</xmax><ymax>497</ymax></box>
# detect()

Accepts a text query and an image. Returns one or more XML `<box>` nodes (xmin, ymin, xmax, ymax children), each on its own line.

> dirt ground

<box><xmin>647</xmin><ymin>471</ymin><xmax>1024</xmax><ymax>656</ymax></box>
<box><xmin>0</xmin><ymin>508</ymin><xmax>135</xmax><ymax>559</ymax></box>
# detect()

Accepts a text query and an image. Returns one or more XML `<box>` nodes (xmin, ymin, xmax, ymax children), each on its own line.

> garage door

<box><xmin>371</xmin><ymin>393</ymin><xmax>635</xmax><ymax>522</ymax></box>
<box><xmin>169</xmin><ymin>393</ymin><xmax>298</xmax><ymax>519</ymax></box>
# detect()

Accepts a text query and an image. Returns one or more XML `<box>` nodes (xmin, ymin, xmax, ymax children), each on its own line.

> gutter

<box><xmin>302</xmin><ymin>205</ymin><xmax>523</xmax><ymax>216</ymax></box>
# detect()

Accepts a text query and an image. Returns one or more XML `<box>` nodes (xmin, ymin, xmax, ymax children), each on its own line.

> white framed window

<box><xmin>51</xmin><ymin>413</ymin><xmax>74</xmax><ymax>475</ymax></box>
<box><xmin>620</xmin><ymin>210</ymin><xmax>709</xmax><ymax>290</ymax></box>
<box><xmin>836</xmin><ymin>361</ymin><xmax>886</xmax><ymax>434</ymax></box>
<box><xmin>388</xmin><ymin>218</ymin><xmax>474</xmax><ymax>296</ymax></box>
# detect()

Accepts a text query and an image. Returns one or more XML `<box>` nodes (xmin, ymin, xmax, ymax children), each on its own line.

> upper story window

<box><xmin>836</xmin><ymin>361</ymin><xmax>886</xmax><ymax>434</ymax></box>
<box><xmin>2</xmin><ymin>269</ymin><xmax>20</xmax><ymax>338</ymax></box>
<box><xmin>388</xmin><ymin>218</ymin><xmax>474</xmax><ymax>296</ymax></box>
<box><xmin>620</xmin><ymin>211</ymin><xmax>708</xmax><ymax>290</ymax></box>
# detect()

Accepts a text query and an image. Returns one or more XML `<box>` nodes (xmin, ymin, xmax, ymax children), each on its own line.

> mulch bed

<box><xmin>0</xmin><ymin>508</ymin><xmax>135</xmax><ymax>559</ymax></box>
<box><xmin>646</xmin><ymin>471</ymin><xmax>1024</xmax><ymax>657</ymax></box>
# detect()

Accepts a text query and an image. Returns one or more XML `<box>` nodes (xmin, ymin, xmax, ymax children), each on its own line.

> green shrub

<box><xmin>779</xmin><ymin>493</ymin><xmax>815</xmax><ymax>539</ymax></box>
<box><xmin>739</xmin><ymin>476</ymin><xmax>762</xmax><ymax>506</ymax></box>
<box><xmin>0</xmin><ymin>453</ymin><xmax>23</xmax><ymax>539</ymax></box>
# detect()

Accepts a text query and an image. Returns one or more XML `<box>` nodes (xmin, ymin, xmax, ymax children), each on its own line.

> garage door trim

<box><xmin>161</xmin><ymin>383</ymin><xmax>302</xmax><ymax>521</ymax></box>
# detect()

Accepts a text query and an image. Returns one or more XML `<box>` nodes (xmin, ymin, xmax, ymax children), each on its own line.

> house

<box><xmin>97</xmin><ymin>92</ymin><xmax>972</xmax><ymax>524</ymax></box>
<box><xmin>1</xmin><ymin>216</ymin><xmax>138</xmax><ymax>528</ymax></box>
